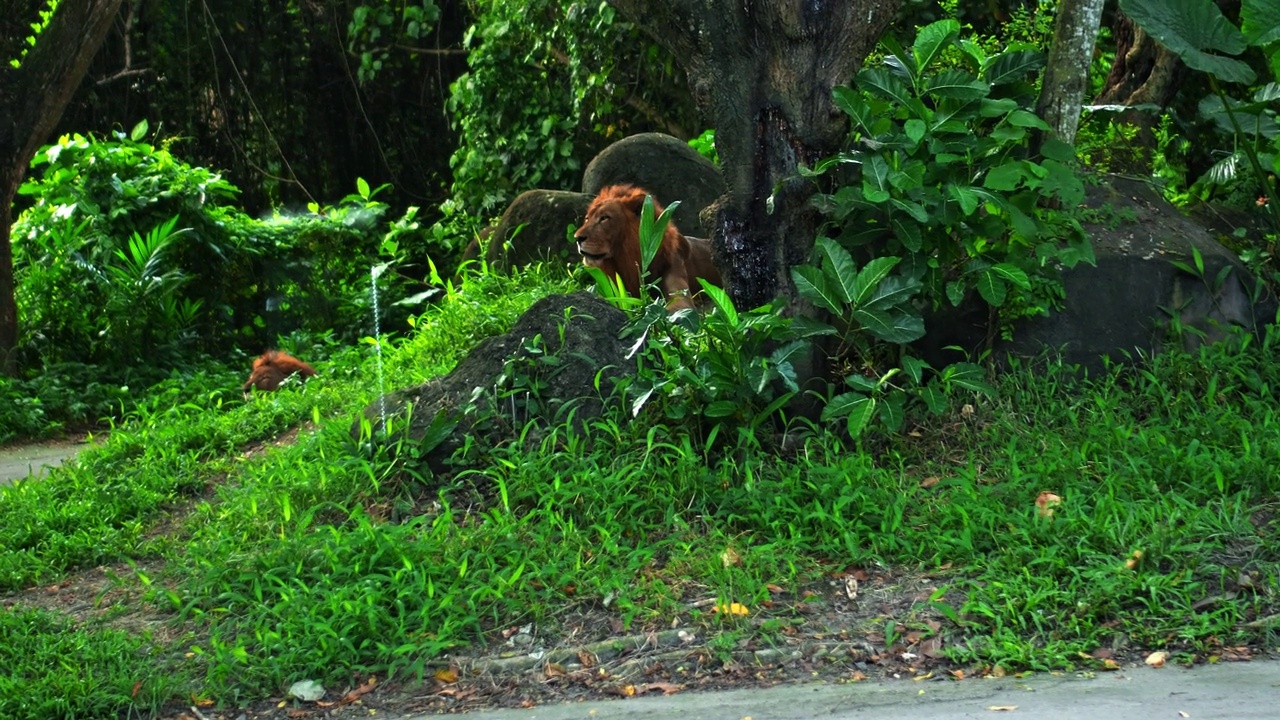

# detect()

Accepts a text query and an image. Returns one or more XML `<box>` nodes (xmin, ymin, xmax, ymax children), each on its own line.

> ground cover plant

<box><xmin>1</xmin><ymin>261</ymin><xmax>1277</xmax><ymax>718</ymax></box>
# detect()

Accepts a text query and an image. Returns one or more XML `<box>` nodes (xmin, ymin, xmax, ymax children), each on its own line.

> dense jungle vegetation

<box><xmin>0</xmin><ymin>0</ymin><xmax>1277</xmax><ymax>717</ymax></box>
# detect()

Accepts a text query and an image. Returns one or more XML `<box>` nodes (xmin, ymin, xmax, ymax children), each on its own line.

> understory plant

<box><xmin>785</xmin><ymin>18</ymin><xmax>1094</xmax><ymax>435</ymax></box>
<box><xmin>1118</xmin><ymin>0</ymin><xmax>1280</xmax><ymax>277</ymax></box>
<box><xmin>12</xmin><ymin>123</ymin><xmax>435</xmax><ymax>376</ymax></box>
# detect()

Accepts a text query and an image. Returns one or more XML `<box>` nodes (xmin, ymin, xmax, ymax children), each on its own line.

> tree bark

<box><xmin>0</xmin><ymin>0</ymin><xmax>122</xmax><ymax>375</ymax></box>
<box><xmin>1094</xmin><ymin>13</ymin><xmax>1185</xmax><ymax>109</ymax></box>
<box><xmin>1035</xmin><ymin>0</ymin><xmax>1105</xmax><ymax>147</ymax></box>
<box><xmin>606</xmin><ymin>0</ymin><xmax>899</xmax><ymax>312</ymax></box>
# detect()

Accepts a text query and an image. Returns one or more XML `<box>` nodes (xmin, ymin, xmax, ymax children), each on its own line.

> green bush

<box><xmin>12</xmin><ymin>125</ymin><xmax>437</xmax><ymax>375</ymax></box>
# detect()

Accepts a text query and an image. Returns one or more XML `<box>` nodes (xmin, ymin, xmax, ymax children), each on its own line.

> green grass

<box><xmin>1</xmin><ymin>264</ymin><xmax>1277</xmax><ymax>715</ymax></box>
<box><xmin>0</xmin><ymin>605</ymin><xmax>183</xmax><ymax>718</ymax></box>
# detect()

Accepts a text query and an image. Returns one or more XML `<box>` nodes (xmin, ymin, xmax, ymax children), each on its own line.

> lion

<box><xmin>243</xmin><ymin>350</ymin><xmax>318</xmax><ymax>392</ymax></box>
<box><xmin>573</xmin><ymin>184</ymin><xmax>722</xmax><ymax>310</ymax></box>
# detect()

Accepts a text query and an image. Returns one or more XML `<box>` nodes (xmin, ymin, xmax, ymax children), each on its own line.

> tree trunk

<box><xmin>606</xmin><ymin>0</ymin><xmax>899</xmax><ymax>313</ymax></box>
<box><xmin>1094</xmin><ymin>12</ymin><xmax>1186</xmax><ymax>109</ymax></box>
<box><xmin>1035</xmin><ymin>0</ymin><xmax>1105</xmax><ymax>147</ymax></box>
<box><xmin>0</xmin><ymin>0</ymin><xmax>122</xmax><ymax>375</ymax></box>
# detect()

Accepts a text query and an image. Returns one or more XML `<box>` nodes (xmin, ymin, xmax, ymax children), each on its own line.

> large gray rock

<box><xmin>921</xmin><ymin>175</ymin><xmax>1277</xmax><ymax>374</ymax></box>
<box><xmin>359</xmin><ymin>292</ymin><xmax>632</xmax><ymax>474</ymax></box>
<box><xmin>486</xmin><ymin>190</ymin><xmax>592</xmax><ymax>272</ymax></box>
<box><xmin>582</xmin><ymin>132</ymin><xmax>724</xmax><ymax>236</ymax></box>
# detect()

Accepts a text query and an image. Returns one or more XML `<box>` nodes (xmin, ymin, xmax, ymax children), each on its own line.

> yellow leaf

<box><xmin>1145</xmin><ymin>651</ymin><xmax>1167</xmax><ymax>668</ymax></box>
<box><xmin>713</xmin><ymin>602</ymin><xmax>750</xmax><ymax>616</ymax></box>
<box><xmin>434</xmin><ymin>667</ymin><xmax>459</xmax><ymax>684</ymax></box>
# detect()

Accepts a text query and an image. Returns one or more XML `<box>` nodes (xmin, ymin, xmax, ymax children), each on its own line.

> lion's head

<box><xmin>573</xmin><ymin>185</ymin><xmax>686</xmax><ymax>299</ymax></box>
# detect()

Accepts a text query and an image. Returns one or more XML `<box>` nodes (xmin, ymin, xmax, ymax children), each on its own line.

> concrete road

<box><xmin>0</xmin><ymin>440</ymin><xmax>84</xmax><ymax>486</ymax></box>
<box><xmin>428</xmin><ymin>661</ymin><xmax>1280</xmax><ymax>720</ymax></box>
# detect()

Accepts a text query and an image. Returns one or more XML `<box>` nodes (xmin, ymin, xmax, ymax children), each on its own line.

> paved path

<box><xmin>0</xmin><ymin>440</ymin><xmax>84</xmax><ymax>485</ymax></box>
<box><xmin>423</xmin><ymin>660</ymin><xmax>1280</xmax><ymax>719</ymax></box>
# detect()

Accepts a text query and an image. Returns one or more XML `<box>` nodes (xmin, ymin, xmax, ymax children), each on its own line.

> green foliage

<box><xmin>810</xmin><ymin>19</ymin><xmax>1092</xmax><ymax>329</ymax></box>
<box><xmin>688</xmin><ymin>129</ymin><xmax>718</xmax><ymax>164</ymax></box>
<box><xmin>626</xmin><ymin>289</ymin><xmax>812</xmax><ymax>437</ymax></box>
<box><xmin>2</xmin><ymin>262</ymin><xmax>1279</xmax><ymax>706</ymax></box>
<box><xmin>792</xmin><ymin>238</ymin><xmax>993</xmax><ymax>437</ymax></box>
<box><xmin>7</xmin><ymin>0</ymin><xmax>56</xmax><ymax>68</ymax></box>
<box><xmin>442</xmin><ymin>0</ymin><xmax>695</xmax><ymax>226</ymax></box>
<box><xmin>0</xmin><ymin>606</ymin><xmax>182</xmax><ymax>718</ymax></box>
<box><xmin>347</xmin><ymin>0</ymin><xmax>442</xmax><ymax>84</ymax></box>
<box><xmin>1119</xmin><ymin>0</ymin><xmax>1280</xmax><ymax>232</ymax></box>
<box><xmin>12</xmin><ymin>126</ymin><xmax>441</xmax><ymax>380</ymax></box>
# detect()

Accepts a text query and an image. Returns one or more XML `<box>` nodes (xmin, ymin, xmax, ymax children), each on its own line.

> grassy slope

<box><xmin>1</xmin><ymin>266</ymin><xmax>1277</xmax><ymax>716</ymax></box>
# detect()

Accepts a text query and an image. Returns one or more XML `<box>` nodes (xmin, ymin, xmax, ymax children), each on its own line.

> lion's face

<box><xmin>573</xmin><ymin>199</ymin><xmax>633</xmax><ymax>268</ymax></box>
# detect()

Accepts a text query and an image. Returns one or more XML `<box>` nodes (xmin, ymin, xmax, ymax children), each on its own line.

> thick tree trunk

<box><xmin>0</xmin><ymin>0</ymin><xmax>122</xmax><ymax>375</ymax></box>
<box><xmin>1094</xmin><ymin>13</ymin><xmax>1185</xmax><ymax>109</ymax></box>
<box><xmin>606</xmin><ymin>0</ymin><xmax>899</xmax><ymax>312</ymax></box>
<box><xmin>1035</xmin><ymin>0</ymin><xmax>1105</xmax><ymax>147</ymax></box>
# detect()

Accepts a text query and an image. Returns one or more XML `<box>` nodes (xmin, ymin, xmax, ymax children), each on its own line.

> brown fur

<box><xmin>242</xmin><ymin>350</ymin><xmax>318</xmax><ymax>392</ymax></box>
<box><xmin>573</xmin><ymin>185</ymin><xmax>723</xmax><ymax>310</ymax></box>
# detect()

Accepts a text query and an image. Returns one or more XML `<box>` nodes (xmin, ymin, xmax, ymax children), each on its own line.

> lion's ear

<box><xmin>621</xmin><ymin>189</ymin><xmax>650</xmax><ymax>215</ymax></box>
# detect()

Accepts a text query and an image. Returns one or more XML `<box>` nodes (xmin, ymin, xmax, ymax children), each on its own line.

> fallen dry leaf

<box><xmin>435</xmin><ymin>667</ymin><xmax>459</xmax><ymax>684</ymax></box>
<box><xmin>578</xmin><ymin>649</ymin><xmax>597</xmax><ymax>667</ymax></box>
<box><xmin>721</xmin><ymin>546</ymin><xmax>741</xmax><ymax>568</ymax></box>
<box><xmin>637</xmin><ymin>682</ymin><xmax>683</xmax><ymax>695</ymax></box>
<box><xmin>1145</xmin><ymin>651</ymin><xmax>1168</xmax><ymax>668</ymax></box>
<box><xmin>544</xmin><ymin>662</ymin><xmax>567</xmax><ymax>678</ymax></box>
<box><xmin>988</xmin><ymin>706</ymin><xmax>1018</xmax><ymax>712</ymax></box>
<box><xmin>920</xmin><ymin>476</ymin><xmax>941</xmax><ymax>489</ymax></box>
<box><xmin>1125</xmin><ymin>550</ymin><xmax>1145</xmax><ymax>570</ymax></box>
<box><xmin>1101</xmin><ymin>658</ymin><xmax>1120</xmax><ymax>670</ymax></box>
<box><xmin>948</xmin><ymin>669</ymin><xmax>965</xmax><ymax>680</ymax></box>
<box><xmin>844</xmin><ymin>576</ymin><xmax>859</xmax><ymax>600</ymax></box>
<box><xmin>1035</xmin><ymin>491</ymin><xmax>1062</xmax><ymax>518</ymax></box>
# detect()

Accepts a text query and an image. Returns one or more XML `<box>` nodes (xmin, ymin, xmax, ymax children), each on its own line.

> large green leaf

<box><xmin>858</xmin><ymin>67</ymin><xmax>917</xmax><ymax>111</ymax></box>
<box><xmin>862</xmin><ymin>155</ymin><xmax>892</xmax><ymax>203</ymax></box>
<box><xmin>975</xmin><ymin>269</ymin><xmax>1008</xmax><ymax>306</ymax></box>
<box><xmin>1119</xmin><ymin>0</ymin><xmax>1256</xmax><ymax>84</ymax></box>
<box><xmin>862</xmin><ymin>275</ymin><xmax>922</xmax><ymax>312</ymax></box>
<box><xmin>852</xmin><ymin>307</ymin><xmax>926</xmax><ymax>343</ymax></box>
<box><xmin>833</xmin><ymin>87</ymin><xmax>876</xmax><ymax>131</ymax></box>
<box><xmin>792</xmin><ymin>264</ymin><xmax>840</xmax><ymax>313</ymax></box>
<box><xmin>822</xmin><ymin>391</ymin><xmax>867</xmax><ymax>422</ymax></box>
<box><xmin>698</xmin><ymin>278</ymin><xmax>738</xmax><ymax>327</ymax></box>
<box><xmin>982</xmin><ymin>49</ymin><xmax>1045</xmax><ymax>86</ymax></box>
<box><xmin>1041</xmin><ymin>159</ymin><xmax>1086</xmax><ymax>207</ymax></box>
<box><xmin>845</xmin><ymin>396</ymin><xmax>876</xmax><ymax>438</ymax></box>
<box><xmin>983</xmin><ymin>162</ymin><xmax>1027</xmax><ymax>191</ymax></box>
<box><xmin>816</xmin><ymin>236</ymin><xmax>858</xmax><ymax>304</ymax></box>
<box><xmin>925</xmin><ymin>70</ymin><xmax>989</xmax><ymax>100</ymax></box>
<box><xmin>1242</xmin><ymin>0</ymin><xmax>1280</xmax><ymax>46</ymax></box>
<box><xmin>913</xmin><ymin>19</ymin><xmax>960</xmax><ymax>75</ymax></box>
<box><xmin>851</xmin><ymin>256</ymin><xmax>901</xmax><ymax>306</ymax></box>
